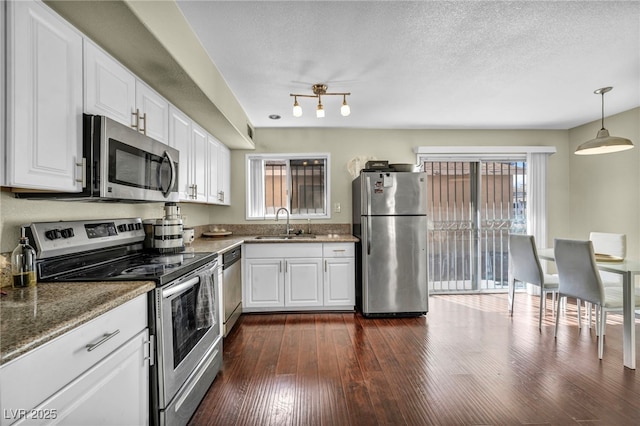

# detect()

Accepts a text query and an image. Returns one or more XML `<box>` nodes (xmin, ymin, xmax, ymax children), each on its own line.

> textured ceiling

<box><xmin>176</xmin><ymin>0</ymin><xmax>640</xmax><ymax>130</ymax></box>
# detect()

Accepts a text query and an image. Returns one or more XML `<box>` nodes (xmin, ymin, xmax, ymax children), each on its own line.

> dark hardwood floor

<box><xmin>189</xmin><ymin>294</ymin><xmax>640</xmax><ymax>425</ymax></box>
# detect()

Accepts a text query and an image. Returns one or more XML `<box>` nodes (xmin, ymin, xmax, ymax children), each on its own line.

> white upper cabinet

<box><xmin>169</xmin><ymin>105</ymin><xmax>192</xmax><ymax>201</ymax></box>
<box><xmin>6</xmin><ymin>0</ymin><xmax>83</xmax><ymax>191</ymax></box>
<box><xmin>191</xmin><ymin>122</ymin><xmax>209</xmax><ymax>203</ymax></box>
<box><xmin>217</xmin><ymin>142</ymin><xmax>231</xmax><ymax>205</ymax></box>
<box><xmin>207</xmin><ymin>135</ymin><xmax>220</xmax><ymax>204</ymax></box>
<box><xmin>171</xmin><ymin>106</ymin><xmax>232</xmax><ymax>205</ymax></box>
<box><xmin>84</xmin><ymin>41</ymin><xmax>169</xmax><ymax>144</ymax></box>
<box><xmin>84</xmin><ymin>40</ymin><xmax>136</xmax><ymax>127</ymax></box>
<box><xmin>207</xmin><ymin>135</ymin><xmax>231</xmax><ymax>205</ymax></box>
<box><xmin>136</xmin><ymin>80</ymin><xmax>169</xmax><ymax>144</ymax></box>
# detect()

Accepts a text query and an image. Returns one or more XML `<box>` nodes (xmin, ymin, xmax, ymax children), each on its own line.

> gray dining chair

<box><xmin>508</xmin><ymin>234</ymin><xmax>559</xmax><ymax>330</ymax></box>
<box><xmin>553</xmin><ymin>238</ymin><xmax>640</xmax><ymax>359</ymax></box>
<box><xmin>584</xmin><ymin>232</ymin><xmax>627</xmax><ymax>331</ymax></box>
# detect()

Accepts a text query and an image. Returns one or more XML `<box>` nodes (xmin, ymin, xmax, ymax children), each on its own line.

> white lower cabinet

<box><xmin>284</xmin><ymin>258</ymin><xmax>323</xmax><ymax>307</ymax></box>
<box><xmin>0</xmin><ymin>294</ymin><xmax>150</xmax><ymax>426</ymax></box>
<box><xmin>243</xmin><ymin>242</ymin><xmax>354</xmax><ymax>312</ymax></box>
<box><xmin>244</xmin><ymin>258</ymin><xmax>284</xmax><ymax>309</ymax></box>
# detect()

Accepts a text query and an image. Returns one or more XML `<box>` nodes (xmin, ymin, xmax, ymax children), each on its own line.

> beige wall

<box><xmin>567</xmin><ymin>107</ymin><xmax>640</xmax><ymax>258</ymax></box>
<box><xmin>4</xmin><ymin>108</ymin><xmax>638</xmax><ymax>256</ymax></box>
<box><xmin>208</xmin><ymin>127</ymin><xmax>572</xmax><ymax>242</ymax></box>
<box><xmin>0</xmin><ymin>192</ymin><xmax>212</xmax><ymax>252</ymax></box>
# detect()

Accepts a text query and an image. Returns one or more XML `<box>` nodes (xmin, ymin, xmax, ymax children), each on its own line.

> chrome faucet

<box><xmin>275</xmin><ymin>207</ymin><xmax>292</xmax><ymax>235</ymax></box>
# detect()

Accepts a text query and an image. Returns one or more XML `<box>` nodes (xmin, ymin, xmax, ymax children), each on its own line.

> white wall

<box><xmin>567</xmin><ymin>107</ymin><xmax>640</xmax><ymax>258</ymax></box>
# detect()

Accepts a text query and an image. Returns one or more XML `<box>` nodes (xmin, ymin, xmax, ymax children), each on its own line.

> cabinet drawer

<box><xmin>244</xmin><ymin>243</ymin><xmax>323</xmax><ymax>259</ymax></box>
<box><xmin>323</xmin><ymin>243</ymin><xmax>355</xmax><ymax>257</ymax></box>
<box><xmin>0</xmin><ymin>294</ymin><xmax>148</xmax><ymax>419</ymax></box>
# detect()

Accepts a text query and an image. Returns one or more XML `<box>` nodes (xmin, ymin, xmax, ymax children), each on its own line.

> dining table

<box><xmin>538</xmin><ymin>248</ymin><xmax>638</xmax><ymax>369</ymax></box>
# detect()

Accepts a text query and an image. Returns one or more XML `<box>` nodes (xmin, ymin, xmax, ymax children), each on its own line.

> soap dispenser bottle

<box><xmin>11</xmin><ymin>227</ymin><xmax>37</xmax><ymax>288</ymax></box>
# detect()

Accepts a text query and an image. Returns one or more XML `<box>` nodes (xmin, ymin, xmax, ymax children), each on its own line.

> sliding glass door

<box><xmin>424</xmin><ymin>160</ymin><xmax>526</xmax><ymax>293</ymax></box>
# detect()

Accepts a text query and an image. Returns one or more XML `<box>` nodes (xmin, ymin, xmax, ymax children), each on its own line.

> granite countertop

<box><xmin>0</xmin><ymin>281</ymin><xmax>155</xmax><ymax>365</ymax></box>
<box><xmin>0</xmin><ymin>232</ymin><xmax>357</xmax><ymax>365</ymax></box>
<box><xmin>189</xmin><ymin>234</ymin><xmax>358</xmax><ymax>253</ymax></box>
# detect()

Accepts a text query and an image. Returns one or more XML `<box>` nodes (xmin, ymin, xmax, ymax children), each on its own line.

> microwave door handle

<box><xmin>162</xmin><ymin>150</ymin><xmax>177</xmax><ymax>197</ymax></box>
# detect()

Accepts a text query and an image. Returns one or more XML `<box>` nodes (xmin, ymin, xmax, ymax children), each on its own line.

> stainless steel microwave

<box><xmin>16</xmin><ymin>114</ymin><xmax>179</xmax><ymax>202</ymax></box>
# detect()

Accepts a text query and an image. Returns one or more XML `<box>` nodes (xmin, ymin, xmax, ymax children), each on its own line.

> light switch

<box><xmin>334</xmin><ymin>202</ymin><xmax>341</xmax><ymax>213</ymax></box>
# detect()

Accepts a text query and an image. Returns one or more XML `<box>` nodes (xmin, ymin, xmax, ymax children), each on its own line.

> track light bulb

<box><xmin>316</xmin><ymin>97</ymin><xmax>325</xmax><ymax>118</ymax></box>
<box><xmin>341</xmin><ymin>95</ymin><xmax>351</xmax><ymax>117</ymax></box>
<box><xmin>292</xmin><ymin>97</ymin><xmax>302</xmax><ymax>117</ymax></box>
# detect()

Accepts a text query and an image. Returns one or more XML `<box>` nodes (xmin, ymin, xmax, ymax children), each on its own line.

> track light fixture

<box><xmin>290</xmin><ymin>84</ymin><xmax>351</xmax><ymax>118</ymax></box>
<box><xmin>575</xmin><ymin>86</ymin><xmax>634</xmax><ymax>155</ymax></box>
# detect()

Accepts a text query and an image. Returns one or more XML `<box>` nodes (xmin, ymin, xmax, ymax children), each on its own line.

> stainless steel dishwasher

<box><xmin>222</xmin><ymin>246</ymin><xmax>242</xmax><ymax>337</ymax></box>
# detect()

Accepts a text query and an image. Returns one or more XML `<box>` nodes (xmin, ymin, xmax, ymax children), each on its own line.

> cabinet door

<box><xmin>22</xmin><ymin>330</ymin><xmax>150</xmax><ymax>426</ymax></box>
<box><xmin>84</xmin><ymin>40</ymin><xmax>136</xmax><ymax>128</ymax></box>
<box><xmin>169</xmin><ymin>106</ymin><xmax>193</xmax><ymax>201</ymax></box>
<box><xmin>191</xmin><ymin>123</ymin><xmax>208</xmax><ymax>202</ymax></box>
<box><xmin>136</xmin><ymin>81</ymin><xmax>169</xmax><ymax>143</ymax></box>
<box><xmin>285</xmin><ymin>258</ymin><xmax>323</xmax><ymax>307</ymax></box>
<box><xmin>207</xmin><ymin>135</ymin><xmax>220</xmax><ymax>204</ymax></box>
<box><xmin>324</xmin><ymin>257</ymin><xmax>355</xmax><ymax>307</ymax></box>
<box><xmin>7</xmin><ymin>0</ymin><xmax>83</xmax><ymax>191</ymax></box>
<box><xmin>244</xmin><ymin>258</ymin><xmax>284</xmax><ymax>309</ymax></box>
<box><xmin>0</xmin><ymin>0</ymin><xmax>5</xmax><ymax>186</ymax></box>
<box><xmin>218</xmin><ymin>143</ymin><xmax>231</xmax><ymax>205</ymax></box>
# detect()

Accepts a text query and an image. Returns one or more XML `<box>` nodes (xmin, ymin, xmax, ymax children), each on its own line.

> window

<box><xmin>246</xmin><ymin>153</ymin><xmax>330</xmax><ymax>219</ymax></box>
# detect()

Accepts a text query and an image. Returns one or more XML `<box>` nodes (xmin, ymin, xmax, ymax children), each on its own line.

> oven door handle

<box><xmin>163</xmin><ymin>275</ymin><xmax>200</xmax><ymax>298</ymax></box>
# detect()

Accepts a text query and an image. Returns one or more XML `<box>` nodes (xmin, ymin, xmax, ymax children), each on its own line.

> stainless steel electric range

<box><xmin>26</xmin><ymin>218</ymin><xmax>222</xmax><ymax>426</ymax></box>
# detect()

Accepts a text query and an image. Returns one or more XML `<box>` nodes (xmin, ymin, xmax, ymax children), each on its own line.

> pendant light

<box><xmin>575</xmin><ymin>87</ymin><xmax>634</xmax><ymax>155</ymax></box>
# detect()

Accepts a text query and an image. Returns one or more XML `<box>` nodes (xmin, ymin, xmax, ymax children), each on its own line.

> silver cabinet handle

<box><xmin>140</xmin><ymin>112</ymin><xmax>147</xmax><ymax>135</ymax></box>
<box><xmin>279</xmin><ymin>260</ymin><xmax>282</xmax><ymax>273</ymax></box>
<box><xmin>144</xmin><ymin>335</ymin><xmax>155</xmax><ymax>366</ymax></box>
<box><xmin>131</xmin><ymin>109</ymin><xmax>140</xmax><ymax>130</ymax></box>
<box><xmin>86</xmin><ymin>329</ymin><xmax>120</xmax><ymax>352</ymax></box>
<box><xmin>325</xmin><ymin>260</ymin><xmax>328</xmax><ymax>272</ymax></box>
<box><xmin>75</xmin><ymin>157</ymin><xmax>86</xmax><ymax>187</ymax></box>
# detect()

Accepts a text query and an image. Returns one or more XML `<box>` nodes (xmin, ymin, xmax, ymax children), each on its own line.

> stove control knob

<box><xmin>127</xmin><ymin>223</ymin><xmax>135</xmax><ymax>231</ymax></box>
<box><xmin>45</xmin><ymin>229</ymin><xmax>61</xmax><ymax>240</ymax></box>
<box><xmin>117</xmin><ymin>224</ymin><xmax>127</xmax><ymax>232</ymax></box>
<box><xmin>60</xmin><ymin>228</ymin><xmax>75</xmax><ymax>238</ymax></box>
<box><xmin>135</xmin><ymin>223</ymin><xmax>142</xmax><ymax>230</ymax></box>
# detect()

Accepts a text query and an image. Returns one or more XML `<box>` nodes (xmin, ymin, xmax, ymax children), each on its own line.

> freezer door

<box><xmin>362</xmin><ymin>215</ymin><xmax>428</xmax><ymax>314</ymax></box>
<box><xmin>361</xmin><ymin>172</ymin><xmax>427</xmax><ymax>216</ymax></box>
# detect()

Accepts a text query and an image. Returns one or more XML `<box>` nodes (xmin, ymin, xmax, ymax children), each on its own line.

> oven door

<box><xmin>99</xmin><ymin>115</ymin><xmax>179</xmax><ymax>202</ymax></box>
<box><xmin>156</xmin><ymin>260</ymin><xmax>220</xmax><ymax>406</ymax></box>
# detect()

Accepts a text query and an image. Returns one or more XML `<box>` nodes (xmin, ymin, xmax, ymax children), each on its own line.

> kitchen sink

<box><xmin>254</xmin><ymin>234</ymin><xmax>316</xmax><ymax>240</ymax></box>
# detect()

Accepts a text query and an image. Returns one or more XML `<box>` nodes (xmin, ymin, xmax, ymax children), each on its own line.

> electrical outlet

<box><xmin>334</xmin><ymin>202</ymin><xmax>341</xmax><ymax>213</ymax></box>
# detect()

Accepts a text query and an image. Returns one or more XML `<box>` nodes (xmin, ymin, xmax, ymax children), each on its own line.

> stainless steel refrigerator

<box><xmin>352</xmin><ymin>171</ymin><xmax>428</xmax><ymax>316</ymax></box>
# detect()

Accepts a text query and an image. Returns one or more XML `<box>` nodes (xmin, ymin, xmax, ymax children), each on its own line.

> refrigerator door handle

<box><xmin>365</xmin><ymin>176</ymin><xmax>372</xmax><ymax>216</ymax></box>
<box><xmin>366</xmin><ymin>216</ymin><xmax>372</xmax><ymax>255</ymax></box>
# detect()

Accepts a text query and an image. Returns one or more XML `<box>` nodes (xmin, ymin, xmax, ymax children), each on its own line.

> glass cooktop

<box><xmin>48</xmin><ymin>251</ymin><xmax>217</xmax><ymax>286</ymax></box>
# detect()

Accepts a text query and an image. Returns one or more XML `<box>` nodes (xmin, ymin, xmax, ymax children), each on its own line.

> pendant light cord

<box><xmin>601</xmin><ymin>92</ymin><xmax>605</xmax><ymax>130</ymax></box>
